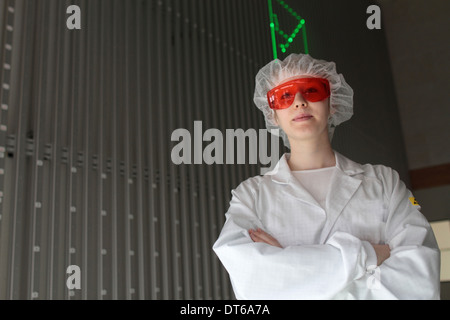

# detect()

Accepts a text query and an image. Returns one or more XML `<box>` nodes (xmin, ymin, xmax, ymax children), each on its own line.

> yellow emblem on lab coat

<box><xmin>409</xmin><ymin>197</ymin><xmax>419</xmax><ymax>206</ymax></box>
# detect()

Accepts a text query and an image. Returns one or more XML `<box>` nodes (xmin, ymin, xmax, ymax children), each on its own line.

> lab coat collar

<box><xmin>265</xmin><ymin>151</ymin><xmax>365</xmax><ymax>243</ymax></box>
<box><xmin>265</xmin><ymin>151</ymin><xmax>365</xmax><ymax>183</ymax></box>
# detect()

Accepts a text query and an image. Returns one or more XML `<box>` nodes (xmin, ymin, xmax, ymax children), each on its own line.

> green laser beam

<box><xmin>267</xmin><ymin>0</ymin><xmax>309</xmax><ymax>59</ymax></box>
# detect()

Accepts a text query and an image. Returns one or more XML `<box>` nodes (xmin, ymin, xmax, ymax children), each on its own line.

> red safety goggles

<box><xmin>267</xmin><ymin>77</ymin><xmax>331</xmax><ymax>110</ymax></box>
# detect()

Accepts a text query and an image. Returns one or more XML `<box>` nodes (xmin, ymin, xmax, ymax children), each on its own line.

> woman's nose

<box><xmin>293</xmin><ymin>92</ymin><xmax>307</xmax><ymax>108</ymax></box>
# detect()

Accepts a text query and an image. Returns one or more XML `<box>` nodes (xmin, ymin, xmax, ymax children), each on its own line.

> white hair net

<box><xmin>253</xmin><ymin>53</ymin><xmax>354</xmax><ymax>149</ymax></box>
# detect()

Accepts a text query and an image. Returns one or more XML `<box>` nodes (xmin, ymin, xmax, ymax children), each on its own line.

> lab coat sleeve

<box><xmin>376</xmin><ymin>166</ymin><xmax>440</xmax><ymax>299</ymax></box>
<box><xmin>212</xmin><ymin>177</ymin><xmax>378</xmax><ymax>300</ymax></box>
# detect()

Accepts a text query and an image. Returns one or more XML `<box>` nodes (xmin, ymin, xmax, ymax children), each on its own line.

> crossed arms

<box><xmin>249</xmin><ymin>228</ymin><xmax>391</xmax><ymax>266</ymax></box>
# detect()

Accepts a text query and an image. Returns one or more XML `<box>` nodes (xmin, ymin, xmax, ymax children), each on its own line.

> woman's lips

<box><xmin>292</xmin><ymin>115</ymin><xmax>313</xmax><ymax>122</ymax></box>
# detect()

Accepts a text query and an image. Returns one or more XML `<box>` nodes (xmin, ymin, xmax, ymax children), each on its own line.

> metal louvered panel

<box><xmin>0</xmin><ymin>0</ymin><xmax>271</xmax><ymax>299</ymax></box>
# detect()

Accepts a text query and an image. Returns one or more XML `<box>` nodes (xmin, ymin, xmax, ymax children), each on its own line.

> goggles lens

<box><xmin>267</xmin><ymin>78</ymin><xmax>330</xmax><ymax>110</ymax></box>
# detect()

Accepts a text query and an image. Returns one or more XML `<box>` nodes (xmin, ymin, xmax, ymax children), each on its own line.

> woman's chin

<box><xmin>287</xmin><ymin>128</ymin><xmax>329</xmax><ymax>143</ymax></box>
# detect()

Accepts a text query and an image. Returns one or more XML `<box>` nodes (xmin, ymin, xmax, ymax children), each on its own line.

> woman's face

<box><xmin>273</xmin><ymin>76</ymin><xmax>332</xmax><ymax>143</ymax></box>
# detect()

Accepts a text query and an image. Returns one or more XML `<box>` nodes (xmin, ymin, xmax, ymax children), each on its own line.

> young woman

<box><xmin>213</xmin><ymin>53</ymin><xmax>440</xmax><ymax>299</ymax></box>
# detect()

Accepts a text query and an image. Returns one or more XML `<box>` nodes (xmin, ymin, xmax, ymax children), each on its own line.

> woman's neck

<box><xmin>287</xmin><ymin>135</ymin><xmax>336</xmax><ymax>171</ymax></box>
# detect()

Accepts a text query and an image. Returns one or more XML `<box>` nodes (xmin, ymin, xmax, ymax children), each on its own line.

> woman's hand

<box><xmin>249</xmin><ymin>228</ymin><xmax>283</xmax><ymax>248</ymax></box>
<box><xmin>371</xmin><ymin>244</ymin><xmax>391</xmax><ymax>266</ymax></box>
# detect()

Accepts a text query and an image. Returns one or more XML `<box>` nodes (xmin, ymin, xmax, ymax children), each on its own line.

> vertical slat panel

<box><xmin>8</xmin><ymin>0</ymin><xmax>32</xmax><ymax>299</ymax></box>
<box><xmin>43</xmin><ymin>0</ymin><xmax>57</xmax><ymax>300</ymax></box>
<box><xmin>70</xmin><ymin>0</ymin><xmax>82</xmax><ymax>301</ymax></box>
<box><xmin>195</xmin><ymin>0</ymin><xmax>211</xmax><ymax>299</ymax></box>
<box><xmin>190</xmin><ymin>0</ymin><xmax>209</xmax><ymax>299</ymax></box>
<box><xmin>28</xmin><ymin>0</ymin><xmax>44</xmax><ymax>301</ymax></box>
<box><xmin>202</xmin><ymin>0</ymin><xmax>221</xmax><ymax>300</ymax></box>
<box><xmin>81</xmin><ymin>0</ymin><xmax>89</xmax><ymax>299</ymax></box>
<box><xmin>134</xmin><ymin>0</ymin><xmax>146</xmax><ymax>300</ymax></box>
<box><xmin>155</xmin><ymin>0</ymin><xmax>170</xmax><ymax>299</ymax></box>
<box><xmin>164</xmin><ymin>0</ymin><xmax>183</xmax><ymax>299</ymax></box>
<box><xmin>0</xmin><ymin>0</ymin><xmax>7</xmax><ymax>294</ymax></box>
<box><xmin>100</xmin><ymin>0</ymin><xmax>113</xmax><ymax>300</ymax></box>
<box><xmin>246</xmin><ymin>0</ymin><xmax>259</xmax><ymax>175</ymax></box>
<box><xmin>221</xmin><ymin>0</ymin><xmax>240</xmax><ymax>192</ymax></box>
<box><xmin>144</xmin><ymin>0</ymin><xmax>158</xmax><ymax>300</ymax></box>
<box><xmin>171</xmin><ymin>0</ymin><xmax>189</xmax><ymax>299</ymax></box>
<box><xmin>62</xmin><ymin>0</ymin><xmax>75</xmax><ymax>300</ymax></box>
<box><xmin>49</xmin><ymin>0</ymin><xmax>65</xmax><ymax>300</ymax></box>
<box><xmin>214</xmin><ymin>0</ymin><xmax>234</xmax><ymax>299</ymax></box>
<box><xmin>78</xmin><ymin>0</ymin><xmax>89</xmax><ymax>300</ymax></box>
<box><xmin>30</xmin><ymin>0</ymin><xmax>43</xmax><ymax>299</ymax></box>
<box><xmin>92</xmin><ymin>0</ymin><xmax>103</xmax><ymax>300</ymax></box>
<box><xmin>111</xmin><ymin>0</ymin><xmax>119</xmax><ymax>300</ymax></box>
<box><xmin>123</xmin><ymin>0</ymin><xmax>132</xmax><ymax>300</ymax></box>
<box><xmin>180</xmin><ymin>0</ymin><xmax>201</xmax><ymax>299</ymax></box>
<box><xmin>209</xmin><ymin>0</ymin><xmax>230</xmax><ymax>300</ymax></box>
<box><xmin>0</xmin><ymin>0</ymin><xmax>7</xmax><ymax>233</ymax></box>
<box><xmin>191</xmin><ymin>0</ymin><xmax>204</xmax><ymax>298</ymax></box>
<box><xmin>45</xmin><ymin>0</ymin><xmax>56</xmax><ymax>300</ymax></box>
<box><xmin>84</xmin><ymin>0</ymin><xmax>100</xmax><ymax>300</ymax></box>
<box><xmin>116</xmin><ymin>0</ymin><xmax>127</xmax><ymax>299</ymax></box>
<box><xmin>233</xmin><ymin>0</ymin><xmax>252</xmax><ymax>175</ymax></box>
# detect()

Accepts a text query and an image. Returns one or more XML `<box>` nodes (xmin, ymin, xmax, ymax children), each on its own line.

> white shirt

<box><xmin>213</xmin><ymin>151</ymin><xmax>440</xmax><ymax>300</ymax></box>
<box><xmin>292</xmin><ymin>166</ymin><xmax>336</xmax><ymax>210</ymax></box>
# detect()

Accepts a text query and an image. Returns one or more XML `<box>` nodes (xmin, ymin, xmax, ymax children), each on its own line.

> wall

<box><xmin>377</xmin><ymin>0</ymin><xmax>450</xmax><ymax>299</ymax></box>
<box><xmin>0</xmin><ymin>0</ymin><xmax>272</xmax><ymax>300</ymax></box>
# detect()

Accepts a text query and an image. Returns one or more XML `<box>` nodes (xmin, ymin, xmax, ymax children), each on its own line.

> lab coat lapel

<box><xmin>267</xmin><ymin>153</ymin><xmax>322</xmax><ymax>208</ymax></box>
<box><xmin>284</xmin><ymin>176</ymin><xmax>322</xmax><ymax>208</ymax></box>
<box><xmin>319</xmin><ymin>152</ymin><xmax>364</xmax><ymax>243</ymax></box>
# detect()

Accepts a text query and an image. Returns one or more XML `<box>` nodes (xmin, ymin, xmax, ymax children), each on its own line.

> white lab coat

<box><xmin>213</xmin><ymin>151</ymin><xmax>440</xmax><ymax>299</ymax></box>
